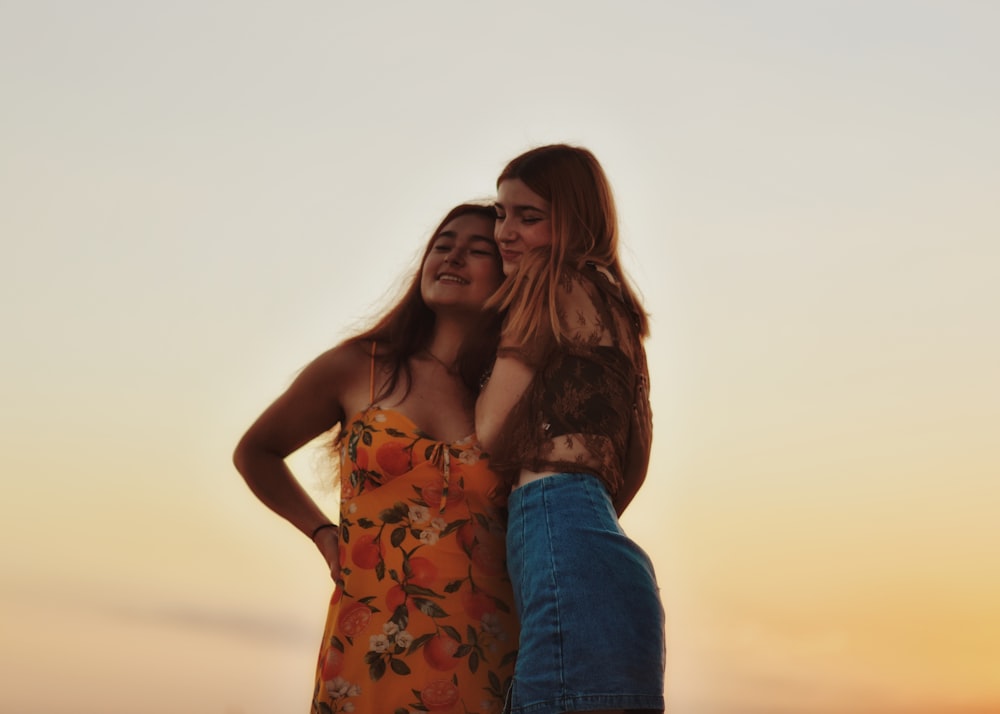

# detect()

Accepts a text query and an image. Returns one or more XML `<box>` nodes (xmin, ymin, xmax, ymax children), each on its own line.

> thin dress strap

<box><xmin>369</xmin><ymin>341</ymin><xmax>377</xmax><ymax>405</ymax></box>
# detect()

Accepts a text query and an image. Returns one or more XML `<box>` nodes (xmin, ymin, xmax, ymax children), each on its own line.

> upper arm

<box><xmin>558</xmin><ymin>274</ymin><xmax>612</xmax><ymax>347</ymax></box>
<box><xmin>475</xmin><ymin>352</ymin><xmax>535</xmax><ymax>453</ymax></box>
<box><xmin>234</xmin><ymin>343</ymin><xmax>361</xmax><ymax>464</ymax></box>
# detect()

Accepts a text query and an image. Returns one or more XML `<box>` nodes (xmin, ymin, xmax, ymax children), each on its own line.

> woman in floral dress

<box><xmin>234</xmin><ymin>203</ymin><xmax>517</xmax><ymax>714</ymax></box>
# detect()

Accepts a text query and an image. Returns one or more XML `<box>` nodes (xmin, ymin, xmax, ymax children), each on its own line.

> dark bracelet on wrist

<box><xmin>310</xmin><ymin>523</ymin><xmax>339</xmax><ymax>541</ymax></box>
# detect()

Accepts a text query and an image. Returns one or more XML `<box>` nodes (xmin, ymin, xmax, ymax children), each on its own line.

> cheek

<box><xmin>526</xmin><ymin>226</ymin><xmax>553</xmax><ymax>249</ymax></box>
<box><xmin>466</xmin><ymin>261</ymin><xmax>500</xmax><ymax>292</ymax></box>
<box><xmin>419</xmin><ymin>258</ymin><xmax>439</xmax><ymax>290</ymax></box>
<box><xmin>421</xmin><ymin>254</ymin><xmax>441</xmax><ymax>277</ymax></box>
<box><xmin>476</xmin><ymin>264</ymin><xmax>504</xmax><ymax>289</ymax></box>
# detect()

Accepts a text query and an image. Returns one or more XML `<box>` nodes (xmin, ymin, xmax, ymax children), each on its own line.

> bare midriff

<box><xmin>514</xmin><ymin>468</ymin><xmax>561</xmax><ymax>489</ymax></box>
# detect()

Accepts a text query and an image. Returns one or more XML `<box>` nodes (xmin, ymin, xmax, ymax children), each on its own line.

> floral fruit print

<box><xmin>321</xmin><ymin>647</ymin><xmax>344</xmax><ymax>679</ymax></box>
<box><xmin>329</xmin><ymin>585</ymin><xmax>343</xmax><ymax>606</ymax></box>
<box><xmin>423</xmin><ymin>634</ymin><xmax>460</xmax><ymax>671</ymax></box>
<box><xmin>471</xmin><ymin>542</ymin><xmax>505</xmax><ymax>576</ymax></box>
<box><xmin>420</xmin><ymin>678</ymin><xmax>460</xmax><ymax>711</ymax></box>
<box><xmin>386</xmin><ymin>584</ymin><xmax>406</xmax><ymax>610</ymax></box>
<box><xmin>406</xmin><ymin>556</ymin><xmax>438</xmax><ymax>587</ymax></box>
<box><xmin>460</xmin><ymin>589</ymin><xmax>496</xmax><ymax>621</ymax></box>
<box><xmin>351</xmin><ymin>534</ymin><xmax>384</xmax><ymax>569</ymax></box>
<box><xmin>376</xmin><ymin>441</ymin><xmax>410</xmax><ymax>477</ymax></box>
<box><xmin>421</xmin><ymin>479</ymin><xmax>465</xmax><ymax>508</ymax></box>
<box><xmin>336</xmin><ymin>601</ymin><xmax>372</xmax><ymax>638</ymax></box>
<box><xmin>311</xmin><ymin>409</ymin><xmax>518</xmax><ymax>713</ymax></box>
<box><xmin>456</xmin><ymin>522</ymin><xmax>475</xmax><ymax>551</ymax></box>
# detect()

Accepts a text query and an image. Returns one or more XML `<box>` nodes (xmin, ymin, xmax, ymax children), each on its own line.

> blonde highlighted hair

<box><xmin>490</xmin><ymin>144</ymin><xmax>649</xmax><ymax>349</ymax></box>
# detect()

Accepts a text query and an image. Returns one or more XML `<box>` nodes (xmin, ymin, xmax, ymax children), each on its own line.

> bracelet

<box><xmin>310</xmin><ymin>523</ymin><xmax>339</xmax><ymax>541</ymax></box>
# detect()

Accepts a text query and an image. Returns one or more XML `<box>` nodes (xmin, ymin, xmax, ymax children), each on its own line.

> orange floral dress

<box><xmin>310</xmin><ymin>406</ymin><xmax>518</xmax><ymax>714</ymax></box>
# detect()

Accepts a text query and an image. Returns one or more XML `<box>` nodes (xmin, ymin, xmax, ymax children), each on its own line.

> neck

<box><xmin>425</xmin><ymin>315</ymin><xmax>471</xmax><ymax>366</ymax></box>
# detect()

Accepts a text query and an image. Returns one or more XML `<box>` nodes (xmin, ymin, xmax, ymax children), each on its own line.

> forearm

<box><xmin>233</xmin><ymin>445</ymin><xmax>332</xmax><ymax>538</ymax></box>
<box><xmin>475</xmin><ymin>353</ymin><xmax>535</xmax><ymax>452</ymax></box>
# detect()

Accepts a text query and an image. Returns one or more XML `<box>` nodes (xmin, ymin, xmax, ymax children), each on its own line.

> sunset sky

<box><xmin>2</xmin><ymin>2</ymin><xmax>998</xmax><ymax>713</ymax></box>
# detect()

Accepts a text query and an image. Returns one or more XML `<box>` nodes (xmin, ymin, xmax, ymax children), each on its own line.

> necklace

<box><xmin>421</xmin><ymin>349</ymin><xmax>458</xmax><ymax>375</ymax></box>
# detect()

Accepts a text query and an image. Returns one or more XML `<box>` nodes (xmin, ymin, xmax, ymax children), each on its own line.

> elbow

<box><xmin>233</xmin><ymin>427</ymin><xmax>290</xmax><ymax>479</ymax></box>
<box><xmin>232</xmin><ymin>431</ymin><xmax>268</xmax><ymax>477</ymax></box>
<box><xmin>232</xmin><ymin>436</ymin><xmax>252</xmax><ymax>476</ymax></box>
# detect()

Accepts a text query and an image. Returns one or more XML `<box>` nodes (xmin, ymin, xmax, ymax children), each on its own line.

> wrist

<box><xmin>310</xmin><ymin>522</ymin><xmax>339</xmax><ymax>542</ymax></box>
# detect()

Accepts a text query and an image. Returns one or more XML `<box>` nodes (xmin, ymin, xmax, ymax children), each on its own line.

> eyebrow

<box><xmin>434</xmin><ymin>232</ymin><xmax>497</xmax><ymax>245</ymax></box>
<box><xmin>493</xmin><ymin>201</ymin><xmax>547</xmax><ymax>214</ymax></box>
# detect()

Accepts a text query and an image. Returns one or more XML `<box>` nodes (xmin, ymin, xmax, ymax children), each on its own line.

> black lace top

<box><xmin>488</xmin><ymin>262</ymin><xmax>650</xmax><ymax>496</ymax></box>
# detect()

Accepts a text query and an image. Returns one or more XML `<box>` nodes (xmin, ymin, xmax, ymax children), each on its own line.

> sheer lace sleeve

<box><xmin>555</xmin><ymin>270</ymin><xmax>614</xmax><ymax>347</ymax></box>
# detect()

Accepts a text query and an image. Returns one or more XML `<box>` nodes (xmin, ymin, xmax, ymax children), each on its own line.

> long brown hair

<box><xmin>349</xmin><ymin>203</ymin><xmax>502</xmax><ymax>401</ymax></box>
<box><xmin>490</xmin><ymin>144</ymin><xmax>649</xmax><ymax>348</ymax></box>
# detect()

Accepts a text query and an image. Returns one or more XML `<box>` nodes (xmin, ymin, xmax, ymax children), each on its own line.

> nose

<box><xmin>495</xmin><ymin>216</ymin><xmax>515</xmax><ymax>244</ymax></box>
<box><xmin>443</xmin><ymin>245</ymin><xmax>466</xmax><ymax>265</ymax></box>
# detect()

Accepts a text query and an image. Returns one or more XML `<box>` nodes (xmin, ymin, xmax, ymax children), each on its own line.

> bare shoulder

<box><xmin>260</xmin><ymin>339</ymin><xmax>374</xmax><ymax>426</ymax></box>
<box><xmin>304</xmin><ymin>340</ymin><xmax>370</xmax><ymax>379</ymax></box>
<box><xmin>235</xmin><ymin>340</ymin><xmax>374</xmax><ymax>460</ymax></box>
<box><xmin>296</xmin><ymin>340</ymin><xmax>372</xmax><ymax>406</ymax></box>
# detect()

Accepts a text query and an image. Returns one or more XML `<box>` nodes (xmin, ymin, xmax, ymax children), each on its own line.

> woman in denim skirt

<box><xmin>478</xmin><ymin>144</ymin><xmax>666</xmax><ymax>714</ymax></box>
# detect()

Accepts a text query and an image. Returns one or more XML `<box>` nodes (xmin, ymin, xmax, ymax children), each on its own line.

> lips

<box><xmin>500</xmin><ymin>250</ymin><xmax>521</xmax><ymax>262</ymax></box>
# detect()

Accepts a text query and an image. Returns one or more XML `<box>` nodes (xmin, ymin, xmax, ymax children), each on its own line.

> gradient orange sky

<box><xmin>2</xmin><ymin>2</ymin><xmax>998</xmax><ymax>713</ymax></box>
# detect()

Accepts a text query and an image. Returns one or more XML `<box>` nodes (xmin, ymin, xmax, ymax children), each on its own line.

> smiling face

<box><xmin>494</xmin><ymin>178</ymin><xmax>553</xmax><ymax>275</ymax></box>
<box><xmin>420</xmin><ymin>212</ymin><xmax>504</xmax><ymax>313</ymax></box>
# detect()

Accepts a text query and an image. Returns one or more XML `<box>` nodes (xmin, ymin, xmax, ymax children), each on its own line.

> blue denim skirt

<box><xmin>505</xmin><ymin>472</ymin><xmax>666</xmax><ymax>714</ymax></box>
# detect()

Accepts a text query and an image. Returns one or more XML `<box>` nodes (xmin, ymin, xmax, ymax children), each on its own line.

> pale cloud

<box><xmin>1</xmin><ymin>578</ymin><xmax>315</xmax><ymax>647</ymax></box>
